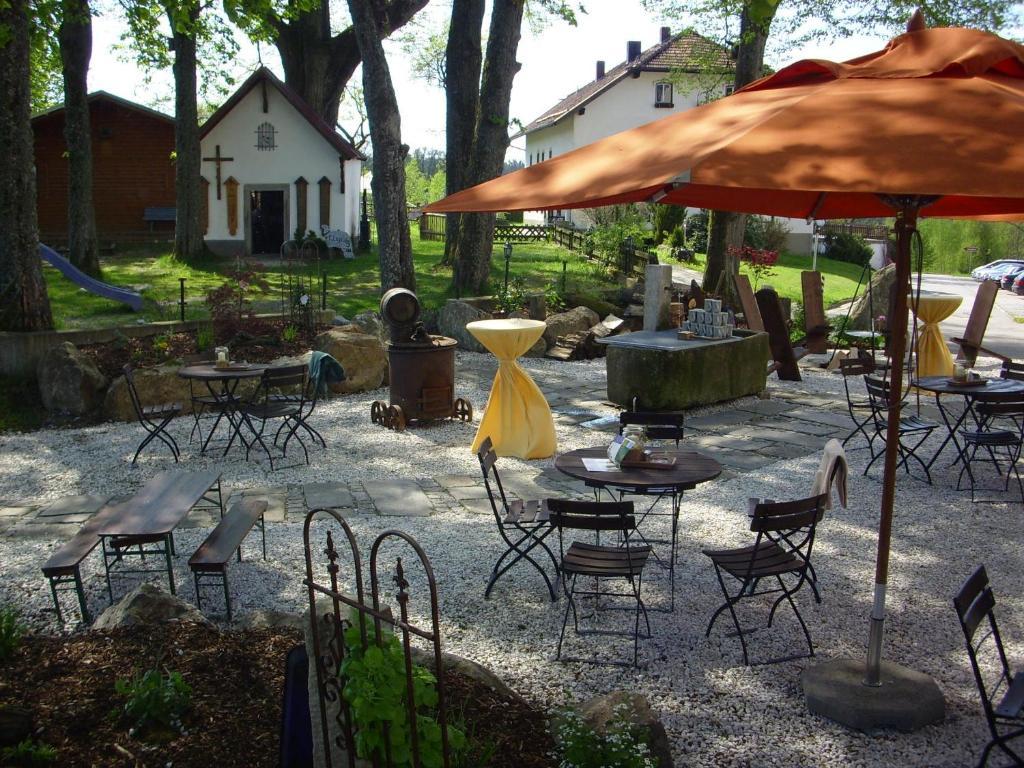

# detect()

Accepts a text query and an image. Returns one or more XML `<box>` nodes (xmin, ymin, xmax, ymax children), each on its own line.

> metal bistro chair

<box><xmin>838</xmin><ymin>357</ymin><xmax>877</xmax><ymax>449</ymax></box>
<box><xmin>547</xmin><ymin>498</ymin><xmax>651</xmax><ymax>668</ymax></box>
<box><xmin>956</xmin><ymin>391</ymin><xmax>1024</xmax><ymax>504</ymax></box>
<box><xmin>954</xmin><ymin>565</ymin><xmax>1024</xmax><ymax>767</ymax></box>
<box><xmin>237</xmin><ymin>364</ymin><xmax>310</xmax><ymax>469</ymax></box>
<box><xmin>703</xmin><ymin>494</ymin><xmax>826</xmax><ymax>666</ymax></box>
<box><xmin>476</xmin><ymin>436</ymin><xmax>559</xmax><ymax>601</ymax></box>
<box><xmin>271</xmin><ymin>363</ymin><xmax>329</xmax><ymax>453</ymax></box>
<box><xmin>182</xmin><ymin>352</ymin><xmax>227</xmax><ymax>446</ymax></box>
<box><xmin>862</xmin><ymin>375</ymin><xmax>937</xmax><ymax>483</ymax></box>
<box><xmin>123</xmin><ymin>364</ymin><xmax>182</xmax><ymax>465</ymax></box>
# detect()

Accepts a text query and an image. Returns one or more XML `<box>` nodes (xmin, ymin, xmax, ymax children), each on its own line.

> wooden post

<box><xmin>224</xmin><ymin>176</ymin><xmax>239</xmax><ymax>236</ymax></box>
<box><xmin>200</xmin><ymin>176</ymin><xmax>209</xmax><ymax>235</ymax></box>
<box><xmin>318</xmin><ymin>176</ymin><xmax>331</xmax><ymax>230</ymax></box>
<box><xmin>295</xmin><ymin>176</ymin><xmax>308</xmax><ymax>236</ymax></box>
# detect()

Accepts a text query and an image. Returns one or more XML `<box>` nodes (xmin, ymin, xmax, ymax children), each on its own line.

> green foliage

<box><xmin>686</xmin><ymin>209</ymin><xmax>710</xmax><ymax>254</ymax></box>
<box><xmin>823</xmin><ymin>232</ymin><xmax>872</xmax><ymax>265</ymax></box>
<box><xmin>744</xmin><ymin>215</ymin><xmax>790</xmax><ymax>253</ymax></box>
<box><xmin>150</xmin><ymin>332</ymin><xmax>172</xmax><ymax>357</ymax></box>
<box><xmin>195</xmin><ymin>325</ymin><xmax>214</xmax><ymax>351</ymax></box>
<box><xmin>587</xmin><ymin>206</ymin><xmax>649</xmax><ymax>264</ymax></box>
<box><xmin>0</xmin><ymin>606</ymin><xmax>25</xmax><ymax>663</ymax></box>
<box><xmin>205</xmin><ymin>267</ymin><xmax>272</xmax><ymax>344</ymax></box>
<box><xmin>341</xmin><ymin>621</ymin><xmax>466</xmax><ymax>768</ymax></box>
<box><xmin>493</xmin><ymin>276</ymin><xmax>527</xmax><ymax>314</ymax></box>
<box><xmin>0</xmin><ymin>377</ymin><xmax>44</xmax><ymax>433</ymax></box>
<box><xmin>919</xmin><ymin>219</ymin><xmax>1024</xmax><ymax>274</ymax></box>
<box><xmin>554</xmin><ymin>705</ymin><xmax>657</xmax><ymax>768</ymax></box>
<box><xmin>0</xmin><ymin>739</ymin><xmax>58</xmax><ymax>767</ymax></box>
<box><xmin>115</xmin><ymin>668</ymin><xmax>191</xmax><ymax>734</ymax></box>
<box><xmin>652</xmin><ymin>205</ymin><xmax>686</xmax><ymax>245</ymax></box>
<box><xmin>282</xmin><ymin>324</ymin><xmax>298</xmax><ymax>343</ymax></box>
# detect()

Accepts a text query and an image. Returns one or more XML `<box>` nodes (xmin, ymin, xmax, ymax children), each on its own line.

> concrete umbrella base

<box><xmin>803</xmin><ymin>657</ymin><xmax>946</xmax><ymax>732</ymax></box>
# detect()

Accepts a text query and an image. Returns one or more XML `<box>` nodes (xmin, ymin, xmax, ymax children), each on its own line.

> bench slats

<box><xmin>189</xmin><ymin>499</ymin><xmax>267</xmax><ymax>571</ymax></box>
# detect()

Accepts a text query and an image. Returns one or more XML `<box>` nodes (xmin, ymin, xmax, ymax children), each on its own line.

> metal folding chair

<box><xmin>863</xmin><ymin>375</ymin><xmax>937</xmax><ymax>482</ymax></box>
<box><xmin>954</xmin><ymin>565</ymin><xmax>1024</xmax><ymax>767</ymax></box>
<box><xmin>957</xmin><ymin>391</ymin><xmax>1024</xmax><ymax>504</ymax></box>
<box><xmin>123</xmin><ymin>364</ymin><xmax>182</xmax><ymax>465</ymax></box>
<box><xmin>703</xmin><ymin>494</ymin><xmax>826</xmax><ymax>666</ymax></box>
<box><xmin>237</xmin><ymin>364</ymin><xmax>310</xmax><ymax>469</ymax></box>
<box><xmin>476</xmin><ymin>436</ymin><xmax>559</xmax><ymax>601</ymax></box>
<box><xmin>547</xmin><ymin>498</ymin><xmax>651</xmax><ymax>668</ymax></box>
<box><xmin>838</xmin><ymin>357</ymin><xmax>876</xmax><ymax>449</ymax></box>
<box><xmin>182</xmin><ymin>352</ymin><xmax>225</xmax><ymax>445</ymax></box>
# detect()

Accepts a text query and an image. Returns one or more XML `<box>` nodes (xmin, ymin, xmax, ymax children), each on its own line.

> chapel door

<box><xmin>250</xmin><ymin>189</ymin><xmax>285</xmax><ymax>254</ymax></box>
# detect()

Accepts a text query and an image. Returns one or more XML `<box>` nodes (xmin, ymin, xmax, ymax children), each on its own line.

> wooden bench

<box><xmin>41</xmin><ymin>505</ymin><xmax>121</xmax><ymax>624</ymax></box>
<box><xmin>143</xmin><ymin>206</ymin><xmax>176</xmax><ymax>231</ymax></box>
<box><xmin>189</xmin><ymin>499</ymin><xmax>268</xmax><ymax>621</ymax></box>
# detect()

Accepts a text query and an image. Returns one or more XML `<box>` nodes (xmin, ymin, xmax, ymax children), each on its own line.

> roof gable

<box><xmin>32</xmin><ymin>91</ymin><xmax>175</xmax><ymax>125</ymax></box>
<box><xmin>200</xmin><ymin>67</ymin><xmax>363</xmax><ymax>161</ymax></box>
<box><xmin>519</xmin><ymin>31</ymin><xmax>733</xmax><ymax>137</ymax></box>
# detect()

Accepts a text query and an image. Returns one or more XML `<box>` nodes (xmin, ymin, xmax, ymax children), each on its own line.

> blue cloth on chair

<box><xmin>308</xmin><ymin>351</ymin><xmax>345</xmax><ymax>396</ymax></box>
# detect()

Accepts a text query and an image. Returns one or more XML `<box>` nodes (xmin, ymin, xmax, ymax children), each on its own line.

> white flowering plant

<box><xmin>554</xmin><ymin>704</ymin><xmax>657</xmax><ymax>768</ymax></box>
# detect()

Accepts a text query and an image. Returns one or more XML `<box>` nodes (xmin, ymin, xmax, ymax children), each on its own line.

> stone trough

<box><xmin>600</xmin><ymin>328</ymin><xmax>769</xmax><ymax>410</ymax></box>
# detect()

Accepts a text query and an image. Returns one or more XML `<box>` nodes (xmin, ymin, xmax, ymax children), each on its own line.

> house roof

<box><xmin>518</xmin><ymin>30</ymin><xmax>734</xmax><ymax>137</ymax></box>
<box><xmin>31</xmin><ymin>91</ymin><xmax>175</xmax><ymax>125</ymax></box>
<box><xmin>200</xmin><ymin>67</ymin><xmax>364</xmax><ymax>161</ymax></box>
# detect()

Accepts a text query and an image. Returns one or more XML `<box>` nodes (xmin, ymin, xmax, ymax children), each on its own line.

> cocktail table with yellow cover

<box><xmin>911</xmin><ymin>290</ymin><xmax>963</xmax><ymax>378</ymax></box>
<box><xmin>467</xmin><ymin>319</ymin><xmax>556</xmax><ymax>459</ymax></box>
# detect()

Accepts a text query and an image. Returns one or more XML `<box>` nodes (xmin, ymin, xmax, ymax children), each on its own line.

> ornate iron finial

<box><xmin>325</xmin><ymin>530</ymin><xmax>339</xmax><ymax>578</ymax></box>
<box><xmin>394</xmin><ymin>557</ymin><xmax>410</xmax><ymax>605</ymax></box>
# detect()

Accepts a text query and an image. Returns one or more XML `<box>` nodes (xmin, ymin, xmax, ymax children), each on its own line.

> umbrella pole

<box><xmin>863</xmin><ymin>203</ymin><xmax>916</xmax><ymax>687</ymax></box>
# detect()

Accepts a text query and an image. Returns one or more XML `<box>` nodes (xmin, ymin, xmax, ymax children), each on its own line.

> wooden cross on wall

<box><xmin>202</xmin><ymin>144</ymin><xmax>234</xmax><ymax>200</ymax></box>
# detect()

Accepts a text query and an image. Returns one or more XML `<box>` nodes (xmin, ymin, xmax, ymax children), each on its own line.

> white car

<box><xmin>972</xmin><ymin>259</ymin><xmax>1024</xmax><ymax>281</ymax></box>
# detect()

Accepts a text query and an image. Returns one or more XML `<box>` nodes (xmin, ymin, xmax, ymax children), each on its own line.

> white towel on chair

<box><xmin>811</xmin><ymin>439</ymin><xmax>848</xmax><ymax>509</ymax></box>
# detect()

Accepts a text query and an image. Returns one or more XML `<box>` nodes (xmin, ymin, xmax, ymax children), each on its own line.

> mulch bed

<box><xmin>0</xmin><ymin>623</ymin><xmax>557</xmax><ymax>768</ymax></box>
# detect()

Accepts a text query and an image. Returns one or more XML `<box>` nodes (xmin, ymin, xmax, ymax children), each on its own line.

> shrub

<box><xmin>823</xmin><ymin>232</ymin><xmax>872</xmax><ymax>265</ymax></box>
<box><xmin>652</xmin><ymin>204</ymin><xmax>686</xmax><ymax>245</ymax></box>
<box><xmin>745</xmin><ymin>215</ymin><xmax>790</xmax><ymax>253</ymax></box>
<box><xmin>730</xmin><ymin>245</ymin><xmax>780</xmax><ymax>290</ymax></box>
<box><xmin>115</xmin><ymin>668</ymin><xmax>192</xmax><ymax>736</ymax></box>
<box><xmin>195</xmin><ymin>326</ymin><xmax>214</xmax><ymax>352</ymax></box>
<box><xmin>0</xmin><ymin>606</ymin><xmax>25</xmax><ymax>663</ymax></box>
<box><xmin>205</xmin><ymin>267</ymin><xmax>272</xmax><ymax>344</ymax></box>
<box><xmin>554</xmin><ymin>705</ymin><xmax>657</xmax><ymax>768</ymax></box>
<box><xmin>686</xmin><ymin>209</ymin><xmax>710</xmax><ymax>253</ymax></box>
<box><xmin>493</xmin><ymin>276</ymin><xmax>528</xmax><ymax>314</ymax></box>
<box><xmin>0</xmin><ymin>739</ymin><xmax>57</xmax><ymax>766</ymax></box>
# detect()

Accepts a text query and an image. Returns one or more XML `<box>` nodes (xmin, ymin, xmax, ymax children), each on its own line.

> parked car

<box><xmin>1001</xmin><ymin>266</ymin><xmax>1024</xmax><ymax>290</ymax></box>
<box><xmin>977</xmin><ymin>261</ymin><xmax>1024</xmax><ymax>283</ymax></box>
<box><xmin>971</xmin><ymin>259</ymin><xmax>1024</xmax><ymax>280</ymax></box>
<box><xmin>972</xmin><ymin>259</ymin><xmax>1013</xmax><ymax>280</ymax></box>
<box><xmin>1013</xmin><ymin>271</ymin><xmax>1024</xmax><ymax>295</ymax></box>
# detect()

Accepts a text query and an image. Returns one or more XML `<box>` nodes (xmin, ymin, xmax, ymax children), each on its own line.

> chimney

<box><xmin>596</xmin><ymin>60</ymin><xmax>605</xmax><ymax>80</ymax></box>
<box><xmin>627</xmin><ymin>40</ymin><xmax>641</xmax><ymax>62</ymax></box>
<box><xmin>660</xmin><ymin>26</ymin><xmax>671</xmax><ymax>43</ymax></box>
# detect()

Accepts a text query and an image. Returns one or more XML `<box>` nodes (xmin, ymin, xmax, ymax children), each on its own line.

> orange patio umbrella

<box><xmin>427</xmin><ymin>19</ymin><xmax>1024</xmax><ymax>720</ymax></box>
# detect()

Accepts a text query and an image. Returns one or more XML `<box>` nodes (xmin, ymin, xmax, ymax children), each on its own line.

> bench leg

<box><xmin>223</xmin><ymin>571</ymin><xmax>232</xmax><ymax>622</ymax></box>
<box><xmin>193</xmin><ymin>571</ymin><xmax>202</xmax><ymax>612</ymax></box>
<box><xmin>260</xmin><ymin>515</ymin><xmax>267</xmax><ymax>560</ymax></box>
<box><xmin>164</xmin><ymin>534</ymin><xmax>176</xmax><ymax>596</ymax></box>
<box><xmin>74</xmin><ymin>566</ymin><xmax>90</xmax><ymax>624</ymax></box>
<box><xmin>48</xmin><ymin>577</ymin><xmax>64</xmax><ymax>624</ymax></box>
<box><xmin>101</xmin><ymin>537</ymin><xmax>114</xmax><ymax>604</ymax></box>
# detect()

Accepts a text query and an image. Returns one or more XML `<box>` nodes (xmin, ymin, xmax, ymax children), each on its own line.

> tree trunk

<box><xmin>452</xmin><ymin>0</ymin><xmax>524</xmax><ymax>297</ymax></box>
<box><xmin>59</xmin><ymin>0</ymin><xmax>100</xmax><ymax>277</ymax></box>
<box><xmin>169</xmin><ymin>6</ymin><xmax>205</xmax><ymax>262</ymax></box>
<box><xmin>272</xmin><ymin>0</ymin><xmax>428</xmax><ymax>126</ymax></box>
<box><xmin>347</xmin><ymin>0</ymin><xmax>414</xmax><ymax>291</ymax></box>
<box><xmin>441</xmin><ymin>0</ymin><xmax>485</xmax><ymax>266</ymax></box>
<box><xmin>702</xmin><ymin>4</ymin><xmax>773</xmax><ymax>308</ymax></box>
<box><xmin>0</xmin><ymin>0</ymin><xmax>54</xmax><ymax>331</ymax></box>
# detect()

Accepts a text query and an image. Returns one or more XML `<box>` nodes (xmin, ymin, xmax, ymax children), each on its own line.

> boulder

<box><xmin>103</xmin><ymin>363</ymin><xmax>195</xmax><ymax>422</ymax></box>
<box><xmin>351</xmin><ymin>310</ymin><xmax>385</xmax><ymax>341</ymax></box>
<box><xmin>238</xmin><ymin>609</ymin><xmax>305</xmax><ymax>631</ymax></box>
<box><xmin>410</xmin><ymin>647</ymin><xmax>525</xmax><ymax>705</ymax></box>
<box><xmin>37</xmin><ymin>342</ymin><xmax>108</xmax><ymax>415</ymax></box>
<box><xmin>847</xmin><ymin>263</ymin><xmax>896</xmax><ymax>331</ymax></box>
<box><xmin>543</xmin><ymin>306</ymin><xmax>599</xmax><ymax>347</ymax></box>
<box><xmin>522</xmin><ymin>335</ymin><xmax>548</xmax><ymax>358</ymax></box>
<box><xmin>314</xmin><ymin>326</ymin><xmax>387</xmax><ymax>394</ymax></box>
<box><xmin>578</xmin><ymin>691</ymin><xmax>673</xmax><ymax>768</ymax></box>
<box><xmin>93</xmin><ymin>583</ymin><xmax>211</xmax><ymax>629</ymax></box>
<box><xmin>438</xmin><ymin>300</ymin><xmax>491</xmax><ymax>353</ymax></box>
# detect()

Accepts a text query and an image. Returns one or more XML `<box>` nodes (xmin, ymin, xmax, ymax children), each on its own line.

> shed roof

<box><xmin>31</xmin><ymin>91</ymin><xmax>175</xmax><ymax>125</ymax></box>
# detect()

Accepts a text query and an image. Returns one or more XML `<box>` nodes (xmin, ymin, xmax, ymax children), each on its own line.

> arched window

<box><xmin>255</xmin><ymin>122</ymin><xmax>277</xmax><ymax>151</ymax></box>
<box><xmin>655</xmin><ymin>81</ymin><xmax>674</xmax><ymax>107</ymax></box>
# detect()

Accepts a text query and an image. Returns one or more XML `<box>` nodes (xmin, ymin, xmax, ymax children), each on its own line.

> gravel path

<box><xmin>1</xmin><ymin>353</ymin><xmax>1021</xmax><ymax>768</ymax></box>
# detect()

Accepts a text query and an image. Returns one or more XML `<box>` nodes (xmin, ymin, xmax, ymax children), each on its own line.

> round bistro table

<box><xmin>466</xmin><ymin>318</ymin><xmax>556</xmax><ymax>460</ymax></box>
<box><xmin>554</xmin><ymin>447</ymin><xmax>723</xmax><ymax>610</ymax></box>
<box><xmin>177</xmin><ymin>363</ymin><xmax>267</xmax><ymax>455</ymax></box>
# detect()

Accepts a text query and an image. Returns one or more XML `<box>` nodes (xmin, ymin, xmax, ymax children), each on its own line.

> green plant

<box><xmin>150</xmin><ymin>333</ymin><xmax>172</xmax><ymax>357</ymax></box>
<box><xmin>493</xmin><ymin>276</ymin><xmax>527</xmax><ymax>314</ymax></box>
<box><xmin>745</xmin><ymin>215</ymin><xmax>790</xmax><ymax>253</ymax></box>
<box><xmin>115</xmin><ymin>668</ymin><xmax>191</xmax><ymax>735</ymax></box>
<box><xmin>282</xmin><ymin>324</ymin><xmax>299</xmax><ymax>343</ymax></box>
<box><xmin>195</xmin><ymin>326</ymin><xmax>214</xmax><ymax>351</ymax></box>
<box><xmin>686</xmin><ymin>209</ymin><xmax>710</xmax><ymax>253</ymax></box>
<box><xmin>0</xmin><ymin>606</ymin><xmax>24</xmax><ymax>663</ymax></box>
<box><xmin>545</xmin><ymin>283</ymin><xmax>567</xmax><ymax>313</ymax></box>
<box><xmin>823</xmin><ymin>231</ymin><xmax>872</xmax><ymax>265</ymax></box>
<box><xmin>0</xmin><ymin>739</ymin><xmax>57</xmax><ymax>766</ymax></box>
<box><xmin>340</xmin><ymin>621</ymin><xmax>466</xmax><ymax>767</ymax></box>
<box><xmin>554</xmin><ymin>705</ymin><xmax>656</xmax><ymax>768</ymax></box>
<box><xmin>731</xmin><ymin>245</ymin><xmax>780</xmax><ymax>290</ymax></box>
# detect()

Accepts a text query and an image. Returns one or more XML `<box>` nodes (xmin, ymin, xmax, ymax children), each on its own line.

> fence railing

<box><xmin>419</xmin><ymin>212</ymin><xmax>446</xmax><ymax>241</ymax></box>
<box><xmin>818</xmin><ymin>221</ymin><xmax>891</xmax><ymax>240</ymax></box>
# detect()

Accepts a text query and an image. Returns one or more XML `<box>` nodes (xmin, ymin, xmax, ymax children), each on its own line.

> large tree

<box><xmin>346</xmin><ymin>0</ymin><xmax>414</xmax><ymax>290</ymax></box>
<box><xmin>59</xmin><ymin>0</ymin><xmax>100</xmax><ymax>276</ymax></box>
<box><xmin>229</xmin><ymin>0</ymin><xmax>427</xmax><ymax>126</ymax></box>
<box><xmin>0</xmin><ymin>0</ymin><xmax>55</xmax><ymax>331</ymax></box>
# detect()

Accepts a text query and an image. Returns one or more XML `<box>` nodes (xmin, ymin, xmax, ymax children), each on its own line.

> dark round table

<box><xmin>914</xmin><ymin>375</ymin><xmax>1024</xmax><ymax>470</ymax></box>
<box><xmin>178</xmin><ymin>363</ymin><xmax>267</xmax><ymax>454</ymax></box>
<box><xmin>554</xmin><ymin>447</ymin><xmax>722</xmax><ymax>611</ymax></box>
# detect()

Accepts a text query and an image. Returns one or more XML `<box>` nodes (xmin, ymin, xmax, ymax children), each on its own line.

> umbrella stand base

<box><xmin>803</xmin><ymin>657</ymin><xmax>945</xmax><ymax>733</ymax></box>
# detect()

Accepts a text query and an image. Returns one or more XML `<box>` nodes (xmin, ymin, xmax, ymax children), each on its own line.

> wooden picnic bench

<box><xmin>189</xmin><ymin>498</ymin><xmax>267</xmax><ymax>621</ymax></box>
<box><xmin>42</xmin><ymin>469</ymin><xmax>223</xmax><ymax>623</ymax></box>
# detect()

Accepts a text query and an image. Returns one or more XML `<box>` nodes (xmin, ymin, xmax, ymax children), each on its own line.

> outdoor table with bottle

<box><xmin>177</xmin><ymin>348</ymin><xmax>267</xmax><ymax>455</ymax></box>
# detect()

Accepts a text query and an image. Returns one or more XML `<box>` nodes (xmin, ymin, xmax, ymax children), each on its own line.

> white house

<box><xmin>519</xmin><ymin>28</ymin><xmax>813</xmax><ymax>253</ymax></box>
<box><xmin>200</xmin><ymin>67</ymin><xmax>363</xmax><ymax>257</ymax></box>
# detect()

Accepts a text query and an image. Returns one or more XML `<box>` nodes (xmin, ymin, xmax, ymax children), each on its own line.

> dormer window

<box><xmin>655</xmin><ymin>81</ymin><xmax>673</xmax><ymax>108</ymax></box>
<box><xmin>255</xmin><ymin>122</ymin><xmax>277</xmax><ymax>151</ymax></box>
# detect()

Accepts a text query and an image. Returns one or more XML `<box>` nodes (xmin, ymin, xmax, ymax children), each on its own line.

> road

<box><xmin>917</xmin><ymin>273</ymin><xmax>1024</xmax><ymax>362</ymax></box>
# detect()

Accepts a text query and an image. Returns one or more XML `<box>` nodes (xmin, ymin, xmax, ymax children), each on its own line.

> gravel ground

<box><xmin>1</xmin><ymin>353</ymin><xmax>1021</xmax><ymax>768</ymax></box>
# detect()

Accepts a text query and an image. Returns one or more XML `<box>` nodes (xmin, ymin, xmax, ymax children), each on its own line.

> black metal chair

<box><xmin>547</xmin><ymin>498</ymin><xmax>651</xmax><ymax>668</ymax></box>
<box><xmin>954</xmin><ymin>565</ymin><xmax>1024</xmax><ymax>767</ymax></box>
<box><xmin>703</xmin><ymin>494</ymin><xmax>826</xmax><ymax>666</ymax></box>
<box><xmin>957</xmin><ymin>391</ymin><xmax>1024</xmax><ymax>504</ymax></box>
<box><xmin>123</xmin><ymin>364</ymin><xmax>182</xmax><ymax>465</ymax></box>
<box><xmin>271</xmin><ymin>365</ymin><xmax>326</xmax><ymax>452</ymax></box>
<box><xmin>477</xmin><ymin>436</ymin><xmax>559</xmax><ymax>601</ymax></box>
<box><xmin>862</xmin><ymin>375</ymin><xmax>937</xmax><ymax>482</ymax></box>
<box><xmin>838</xmin><ymin>357</ymin><xmax>876</xmax><ymax>449</ymax></box>
<box><xmin>237</xmin><ymin>364</ymin><xmax>310</xmax><ymax>469</ymax></box>
<box><xmin>182</xmin><ymin>352</ymin><xmax>226</xmax><ymax>446</ymax></box>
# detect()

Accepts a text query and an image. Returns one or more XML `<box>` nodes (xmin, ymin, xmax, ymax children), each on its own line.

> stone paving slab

<box><xmin>446</xmin><ymin>484</ymin><xmax>491</xmax><ymax>500</ymax></box>
<box><xmin>734</xmin><ymin>399</ymin><xmax>797</xmax><ymax>416</ymax></box>
<box><xmin>363</xmin><ymin>480</ymin><xmax>434</xmax><ymax>517</ymax></box>
<box><xmin>710</xmin><ymin>450</ymin><xmax>781</xmax><ymax>471</ymax></box>
<box><xmin>0</xmin><ymin>506</ymin><xmax>33</xmax><ymax>518</ymax></box>
<box><xmin>457</xmin><ymin>499</ymin><xmax>494</xmax><ymax>516</ymax></box>
<box><xmin>783</xmin><ymin>408</ymin><xmax>857</xmax><ymax>429</ymax></box>
<box><xmin>302</xmin><ymin>482</ymin><xmax>355</xmax><ymax>510</ymax></box>
<box><xmin>770</xmin><ymin>419</ymin><xmax>843</xmax><ymax>437</ymax></box>
<box><xmin>435</xmin><ymin>475</ymin><xmax>478</xmax><ymax>489</ymax></box>
<box><xmin>757</xmin><ymin>442</ymin><xmax>818</xmax><ymax>460</ymax></box>
<box><xmin>735</xmin><ymin>427</ymin><xmax>831</xmax><ymax>449</ymax></box>
<box><xmin>686</xmin><ymin>411</ymin><xmax>758</xmax><ymax>431</ymax></box>
<box><xmin>36</xmin><ymin>495</ymin><xmax>109</xmax><ymax>518</ymax></box>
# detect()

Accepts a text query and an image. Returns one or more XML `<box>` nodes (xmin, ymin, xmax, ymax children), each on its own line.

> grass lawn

<box><xmin>42</xmin><ymin>230</ymin><xmax>613</xmax><ymax>329</ymax></box>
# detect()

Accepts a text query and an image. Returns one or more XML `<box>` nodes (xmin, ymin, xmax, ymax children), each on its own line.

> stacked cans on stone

<box><xmin>682</xmin><ymin>298</ymin><xmax>734</xmax><ymax>339</ymax></box>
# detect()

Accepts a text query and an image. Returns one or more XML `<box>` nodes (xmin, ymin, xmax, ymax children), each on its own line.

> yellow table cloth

<box><xmin>467</xmin><ymin>319</ymin><xmax>556</xmax><ymax>459</ymax></box>
<box><xmin>911</xmin><ymin>291</ymin><xmax>963</xmax><ymax>378</ymax></box>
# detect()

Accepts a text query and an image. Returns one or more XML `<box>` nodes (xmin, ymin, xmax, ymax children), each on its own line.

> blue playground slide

<box><xmin>39</xmin><ymin>244</ymin><xmax>144</xmax><ymax>312</ymax></box>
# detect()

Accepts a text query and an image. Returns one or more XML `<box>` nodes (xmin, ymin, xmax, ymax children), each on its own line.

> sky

<box><xmin>86</xmin><ymin>0</ymin><xmax>895</xmax><ymax>160</ymax></box>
